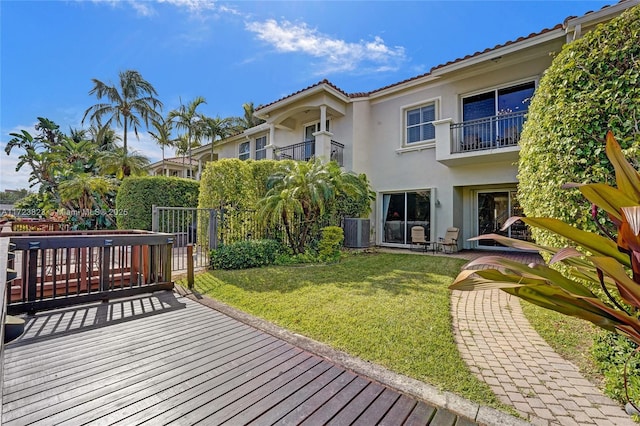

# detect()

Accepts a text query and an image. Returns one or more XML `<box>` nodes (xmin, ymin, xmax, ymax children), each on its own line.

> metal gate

<box><xmin>152</xmin><ymin>206</ymin><xmax>218</xmax><ymax>272</ymax></box>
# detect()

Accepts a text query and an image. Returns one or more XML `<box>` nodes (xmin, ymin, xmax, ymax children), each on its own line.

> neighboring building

<box><xmin>148</xmin><ymin>157</ymin><xmax>200</xmax><ymax>179</ymax></box>
<box><xmin>156</xmin><ymin>1</ymin><xmax>638</xmax><ymax>251</ymax></box>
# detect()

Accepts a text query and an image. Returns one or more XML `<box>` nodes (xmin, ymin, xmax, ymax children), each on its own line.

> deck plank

<box><xmin>352</xmin><ymin>387</ymin><xmax>401</xmax><ymax>425</ymax></box>
<box><xmin>2</xmin><ymin>291</ymin><xmax>477</xmax><ymax>426</ymax></box>
<box><xmin>247</xmin><ymin>365</ymin><xmax>344</xmax><ymax>425</ymax></box>
<box><xmin>326</xmin><ymin>381</ymin><xmax>385</xmax><ymax>425</ymax></box>
<box><xmin>4</xmin><ymin>322</ymin><xmax>261</xmax><ymax>418</ymax></box>
<box><xmin>276</xmin><ymin>370</ymin><xmax>358</xmax><ymax>425</ymax></box>
<box><xmin>404</xmin><ymin>400</ymin><xmax>437</xmax><ymax>425</ymax></box>
<box><xmin>379</xmin><ymin>394</ymin><xmax>418</xmax><ymax>425</ymax></box>
<box><xmin>299</xmin><ymin>376</ymin><xmax>371</xmax><ymax>425</ymax></box>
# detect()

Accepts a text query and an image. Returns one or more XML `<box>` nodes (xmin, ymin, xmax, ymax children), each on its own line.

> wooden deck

<box><xmin>2</xmin><ymin>291</ymin><xmax>477</xmax><ymax>425</ymax></box>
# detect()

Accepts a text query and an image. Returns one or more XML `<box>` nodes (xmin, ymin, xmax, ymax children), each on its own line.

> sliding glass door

<box><xmin>477</xmin><ymin>190</ymin><xmax>530</xmax><ymax>246</ymax></box>
<box><xmin>382</xmin><ymin>191</ymin><xmax>431</xmax><ymax>244</ymax></box>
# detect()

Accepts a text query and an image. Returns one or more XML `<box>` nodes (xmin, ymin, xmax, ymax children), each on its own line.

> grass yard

<box><xmin>188</xmin><ymin>252</ymin><xmax>503</xmax><ymax>408</ymax></box>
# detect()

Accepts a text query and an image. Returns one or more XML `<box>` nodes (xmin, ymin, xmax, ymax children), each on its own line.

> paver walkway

<box><xmin>449</xmin><ymin>250</ymin><xmax>634</xmax><ymax>426</ymax></box>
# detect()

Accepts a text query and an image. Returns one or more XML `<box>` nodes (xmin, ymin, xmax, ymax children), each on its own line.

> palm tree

<box><xmin>82</xmin><ymin>69</ymin><xmax>163</xmax><ymax>154</ymax></box>
<box><xmin>258</xmin><ymin>159</ymin><xmax>369</xmax><ymax>254</ymax></box>
<box><xmin>168</xmin><ymin>96</ymin><xmax>207</xmax><ymax>178</ymax></box>
<box><xmin>148</xmin><ymin>117</ymin><xmax>175</xmax><ymax>176</ymax></box>
<box><xmin>96</xmin><ymin>147</ymin><xmax>150</xmax><ymax>180</ymax></box>
<box><xmin>58</xmin><ymin>173</ymin><xmax>117</xmax><ymax>213</ymax></box>
<box><xmin>230</xmin><ymin>102</ymin><xmax>265</xmax><ymax>132</ymax></box>
<box><xmin>202</xmin><ymin>115</ymin><xmax>233</xmax><ymax>163</ymax></box>
<box><xmin>88</xmin><ymin>123</ymin><xmax>121</xmax><ymax>151</ymax></box>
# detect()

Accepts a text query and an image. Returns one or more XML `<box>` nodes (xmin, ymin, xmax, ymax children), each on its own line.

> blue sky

<box><xmin>0</xmin><ymin>0</ymin><xmax>614</xmax><ymax>192</ymax></box>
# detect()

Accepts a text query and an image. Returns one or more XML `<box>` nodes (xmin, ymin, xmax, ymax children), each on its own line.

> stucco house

<box><xmin>148</xmin><ymin>0</ymin><xmax>637</xmax><ymax>251</ymax></box>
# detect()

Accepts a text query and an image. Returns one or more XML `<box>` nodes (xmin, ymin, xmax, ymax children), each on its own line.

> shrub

<box><xmin>210</xmin><ymin>239</ymin><xmax>285</xmax><ymax>270</ymax></box>
<box><xmin>518</xmin><ymin>5</ymin><xmax>640</xmax><ymax>248</ymax></box>
<box><xmin>115</xmin><ymin>176</ymin><xmax>199</xmax><ymax>230</ymax></box>
<box><xmin>592</xmin><ymin>331</ymin><xmax>640</xmax><ymax>404</ymax></box>
<box><xmin>318</xmin><ymin>226</ymin><xmax>344</xmax><ymax>263</ymax></box>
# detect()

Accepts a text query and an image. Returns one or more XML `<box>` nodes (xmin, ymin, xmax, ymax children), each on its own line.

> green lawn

<box><xmin>187</xmin><ymin>252</ymin><xmax>504</xmax><ymax>408</ymax></box>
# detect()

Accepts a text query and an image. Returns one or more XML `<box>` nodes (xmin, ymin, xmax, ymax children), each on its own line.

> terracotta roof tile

<box><xmin>256</xmin><ymin>79</ymin><xmax>350</xmax><ymax>111</ymax></box>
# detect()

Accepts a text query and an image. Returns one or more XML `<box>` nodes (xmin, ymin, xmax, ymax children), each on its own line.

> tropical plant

<box><xmin>258</xmin><ymin>159</ymin><xmax>371</xmax><ymax>254</ymax></box>
<box><xmin>96</xmin><ymin>147</ymin><xmax>150</xmax><ymax>179</ymax></box>
<box><xmin>58</xmin><ymin>173</ymin><xmax>118</xmax><ymax>229</ymax></box>
<box><xmin>168</xmin><ymin>96</ymin><xmax>207</xmax><ymax>178</ymax></box>
<box><xmin>451</xmin><ymin>132</ymin><xmax>640</xmax><ymax>351</ymax></box>
<box><xmin>230</xmin><ymin>102</ymin><xmax>265</xmax><ymax>132</ymax></box>
<box><xmin>82</xmin><ymin>69</ymin><xmax>163</xmax><ymax>153</ymax></box>
<box><xmin>5</xmin><ymin>117</ymin><xmax>64</xmax><ymax>191</ymax></box>
<box><xmin>202</xmin><ymin>115</ymin><xmax>233</xmax><ymax>162</ymax></box>
<box><xmin>88</xmin><ymin>123</ymin><xmax>121</xmax><ymax>151</ymax></box>
<box><xmin>148</xmin><ymin>117</ymin><xmax>175</xmax><ymax>176</ymax></box>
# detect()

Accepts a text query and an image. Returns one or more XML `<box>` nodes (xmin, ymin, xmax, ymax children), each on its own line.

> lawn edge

<box><xmin>174</xmin><ymin>284</ymin><xmax>530</xmax><ymax>426</ymax></box>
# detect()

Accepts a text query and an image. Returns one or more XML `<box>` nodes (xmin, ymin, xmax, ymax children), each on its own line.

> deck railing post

<box><xmin>187</xmin><ymin>244</ymin><xmax>194</xmax><ymax>289</ymax></box>
<box><xmin>209</xmin><ymin>209</ymin><xmax>218</xmax><ymax>250</ymax></box>
<box><xmin>151</xmin><ymin>205</ymin><xmax>159</xmax><ymax>232</ymax></box>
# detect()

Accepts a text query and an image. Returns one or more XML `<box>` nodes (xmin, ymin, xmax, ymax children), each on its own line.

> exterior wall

<box><xmin>155</xmin><ymin>4</ymin><xmax>632</xmax><ymax>250</ymax></box>
<box><xmin>361</xmin><ymin>41</ymin><xmax>560</xmax><ymax>247</ymax></box>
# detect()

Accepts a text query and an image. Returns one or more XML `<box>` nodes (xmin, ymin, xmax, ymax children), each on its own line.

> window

<box><xmin>463</xmin><ymin>82</ymin><xmax>534</xmax><ymax>121</ymax></box>
<box><xmin>239</xmin><ymin>141</ymin><xmax>250</xmax><ymax>160</ymax></box>
<box><xmin>382</xmin><ymin>191</ymin><xmax>431</xmax><ymax>244</ymax></box>
<box><xmin>255</xmin><ymin>136</ymin><xmax>267</xmax><ymax>160</ymax></box>
<box><xmin>462</xmin><ymin>82</ymin><xmax>535</xmax><ymax>146</ymax></box>
<box><xmin>406</xmin><ymin>104</ymin><xmax>436</xmax><ymax>144</ymax></box>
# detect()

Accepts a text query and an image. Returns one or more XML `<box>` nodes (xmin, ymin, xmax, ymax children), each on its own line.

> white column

<box><xmin>265</xmin><ymin>124</ymin><xmax>276</xmax><ymax>159</ymax></box>
<box><xmin>320</xmin><ymin>105</ymin><xmax>327</xmax><ymax>132</ymax></box>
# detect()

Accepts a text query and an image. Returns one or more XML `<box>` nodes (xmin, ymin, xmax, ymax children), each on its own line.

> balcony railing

<box><xmin>274</xmin><ymin>140</ymin><xmax>344</xmax><ymax>166</ymax></box>
<box><xmin>450</xmin><ymin>111</ymin><xmax>526</xmax><ymax>154</ymax></box>
<box><xmin>330</xmin><ymin>140</ymin><xmax>344</xmax><ymax>165</ymax></box>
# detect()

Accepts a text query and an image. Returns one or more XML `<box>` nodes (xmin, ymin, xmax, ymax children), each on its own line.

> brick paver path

<box><xmin>451</xmin><ymin>251</ymin><xmax>634</xmax><ymax>426</ymax></box>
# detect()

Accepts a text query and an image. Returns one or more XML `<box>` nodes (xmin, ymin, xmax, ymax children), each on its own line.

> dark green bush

<box><xmin>518</xmin><ymin>5</ymin><xmax>640</xmax><ymax>247</ymax></box>
<box><xmin>318</xmin><ymin>226</ymin><xmax>344</xmax><ymax>263</ymax></box>
<box><xmin>210</xmin><ymin>239</ymin><xmax>285</xmax><ymax>270</ymax></box>
<box><xmin>592</xmin><ymin>331</ymin><xmax>640</xmax><ymax>404</ymax></box>
<box><xmin>115</xmin><ymin>176</ymin><xmax>199</xmax><ymax>230</ymax></box>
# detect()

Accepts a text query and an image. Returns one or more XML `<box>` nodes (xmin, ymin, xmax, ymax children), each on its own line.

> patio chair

<box><xmin>438</xmin><ymin>227</ymin><xmax>460</xmax><ymax>253</ymax></box>
<box><xmin>410</xmin><ymin>226</ymin><xmax>428</xmax><ymax>252</ymax></box>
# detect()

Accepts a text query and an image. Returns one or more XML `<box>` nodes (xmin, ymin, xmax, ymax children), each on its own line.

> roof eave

<box><xmin>255</xmin><ymin>82</ymin><xmax>350</xmax><ymax>118</ymax></box>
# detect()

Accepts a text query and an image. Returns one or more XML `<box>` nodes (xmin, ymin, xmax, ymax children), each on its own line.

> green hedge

<box><xmin>115</xmin><ymin>176</ymin><xmax>199</xmax><ymax>230</ymax></box>
<box><xmin>210</xmin><ymin>239</ymin><xmax>285</xmax><ymax>270</ymax></box>
<box><xmin>518</xmin><ymin>5</ymin><xmax>640</xmax><ymax>247</ymax></box>
<box><xmin>198</xmin><ymin>159</ymin><xmax>286</xmax><ymax>210</ymax></box>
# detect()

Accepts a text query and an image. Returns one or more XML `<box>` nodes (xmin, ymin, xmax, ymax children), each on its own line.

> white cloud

<box><xmin>0</xmin><ymin>151</ymin><xmax>35</xmax><ymax>192</ymax></box>
<box><xmin>1</xmin><ymin>123</ymin><xmax>42</xmax><ymax>192</ymax></box>
<box><xmin>245</xmin><ymin>19</ymin><xmax>406</xmax><ymax>75</ymax></box>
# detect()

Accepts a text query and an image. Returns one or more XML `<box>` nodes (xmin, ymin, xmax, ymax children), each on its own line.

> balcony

<box><xmin>434</xmin><ymin>111</ymin><xmax>525</xmax><ymax>166</ymax></box>
<box><xmin>274</xmin><ymin>140</ymin><xmax>344</xmax><ymax>166</ymax></box>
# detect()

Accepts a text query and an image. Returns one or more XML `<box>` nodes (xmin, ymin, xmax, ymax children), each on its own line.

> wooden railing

<box><xmin>0</xmin><ymin>237</ymin><xmax>15</xmax><ymax>413</ymax></box>
<box><xmin>4</xmin><ymin>230</ymin><xmax>174</xmax><ymax>314</ymax></box>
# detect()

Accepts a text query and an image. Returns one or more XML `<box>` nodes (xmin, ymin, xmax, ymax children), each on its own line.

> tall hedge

<box><xmin>198</xmin><ymin>159</ymin><xmax>285</xmax><ymax>210</ymax></box>
<box><xmin>115</xmin><ymin>176</ymin><xmax>199</xmax><ymax>230</ymax></box>
<box><xmin>518</xmin><ymin>5</ymin><xmax>640</xmax><ymax>247</ymax></box>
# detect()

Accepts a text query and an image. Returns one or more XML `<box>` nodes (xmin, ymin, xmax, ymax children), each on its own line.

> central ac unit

<box><xmin>343</xmin><ymin>218</ymin><xmax>370</xmax><ymax>248</ymax></box>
